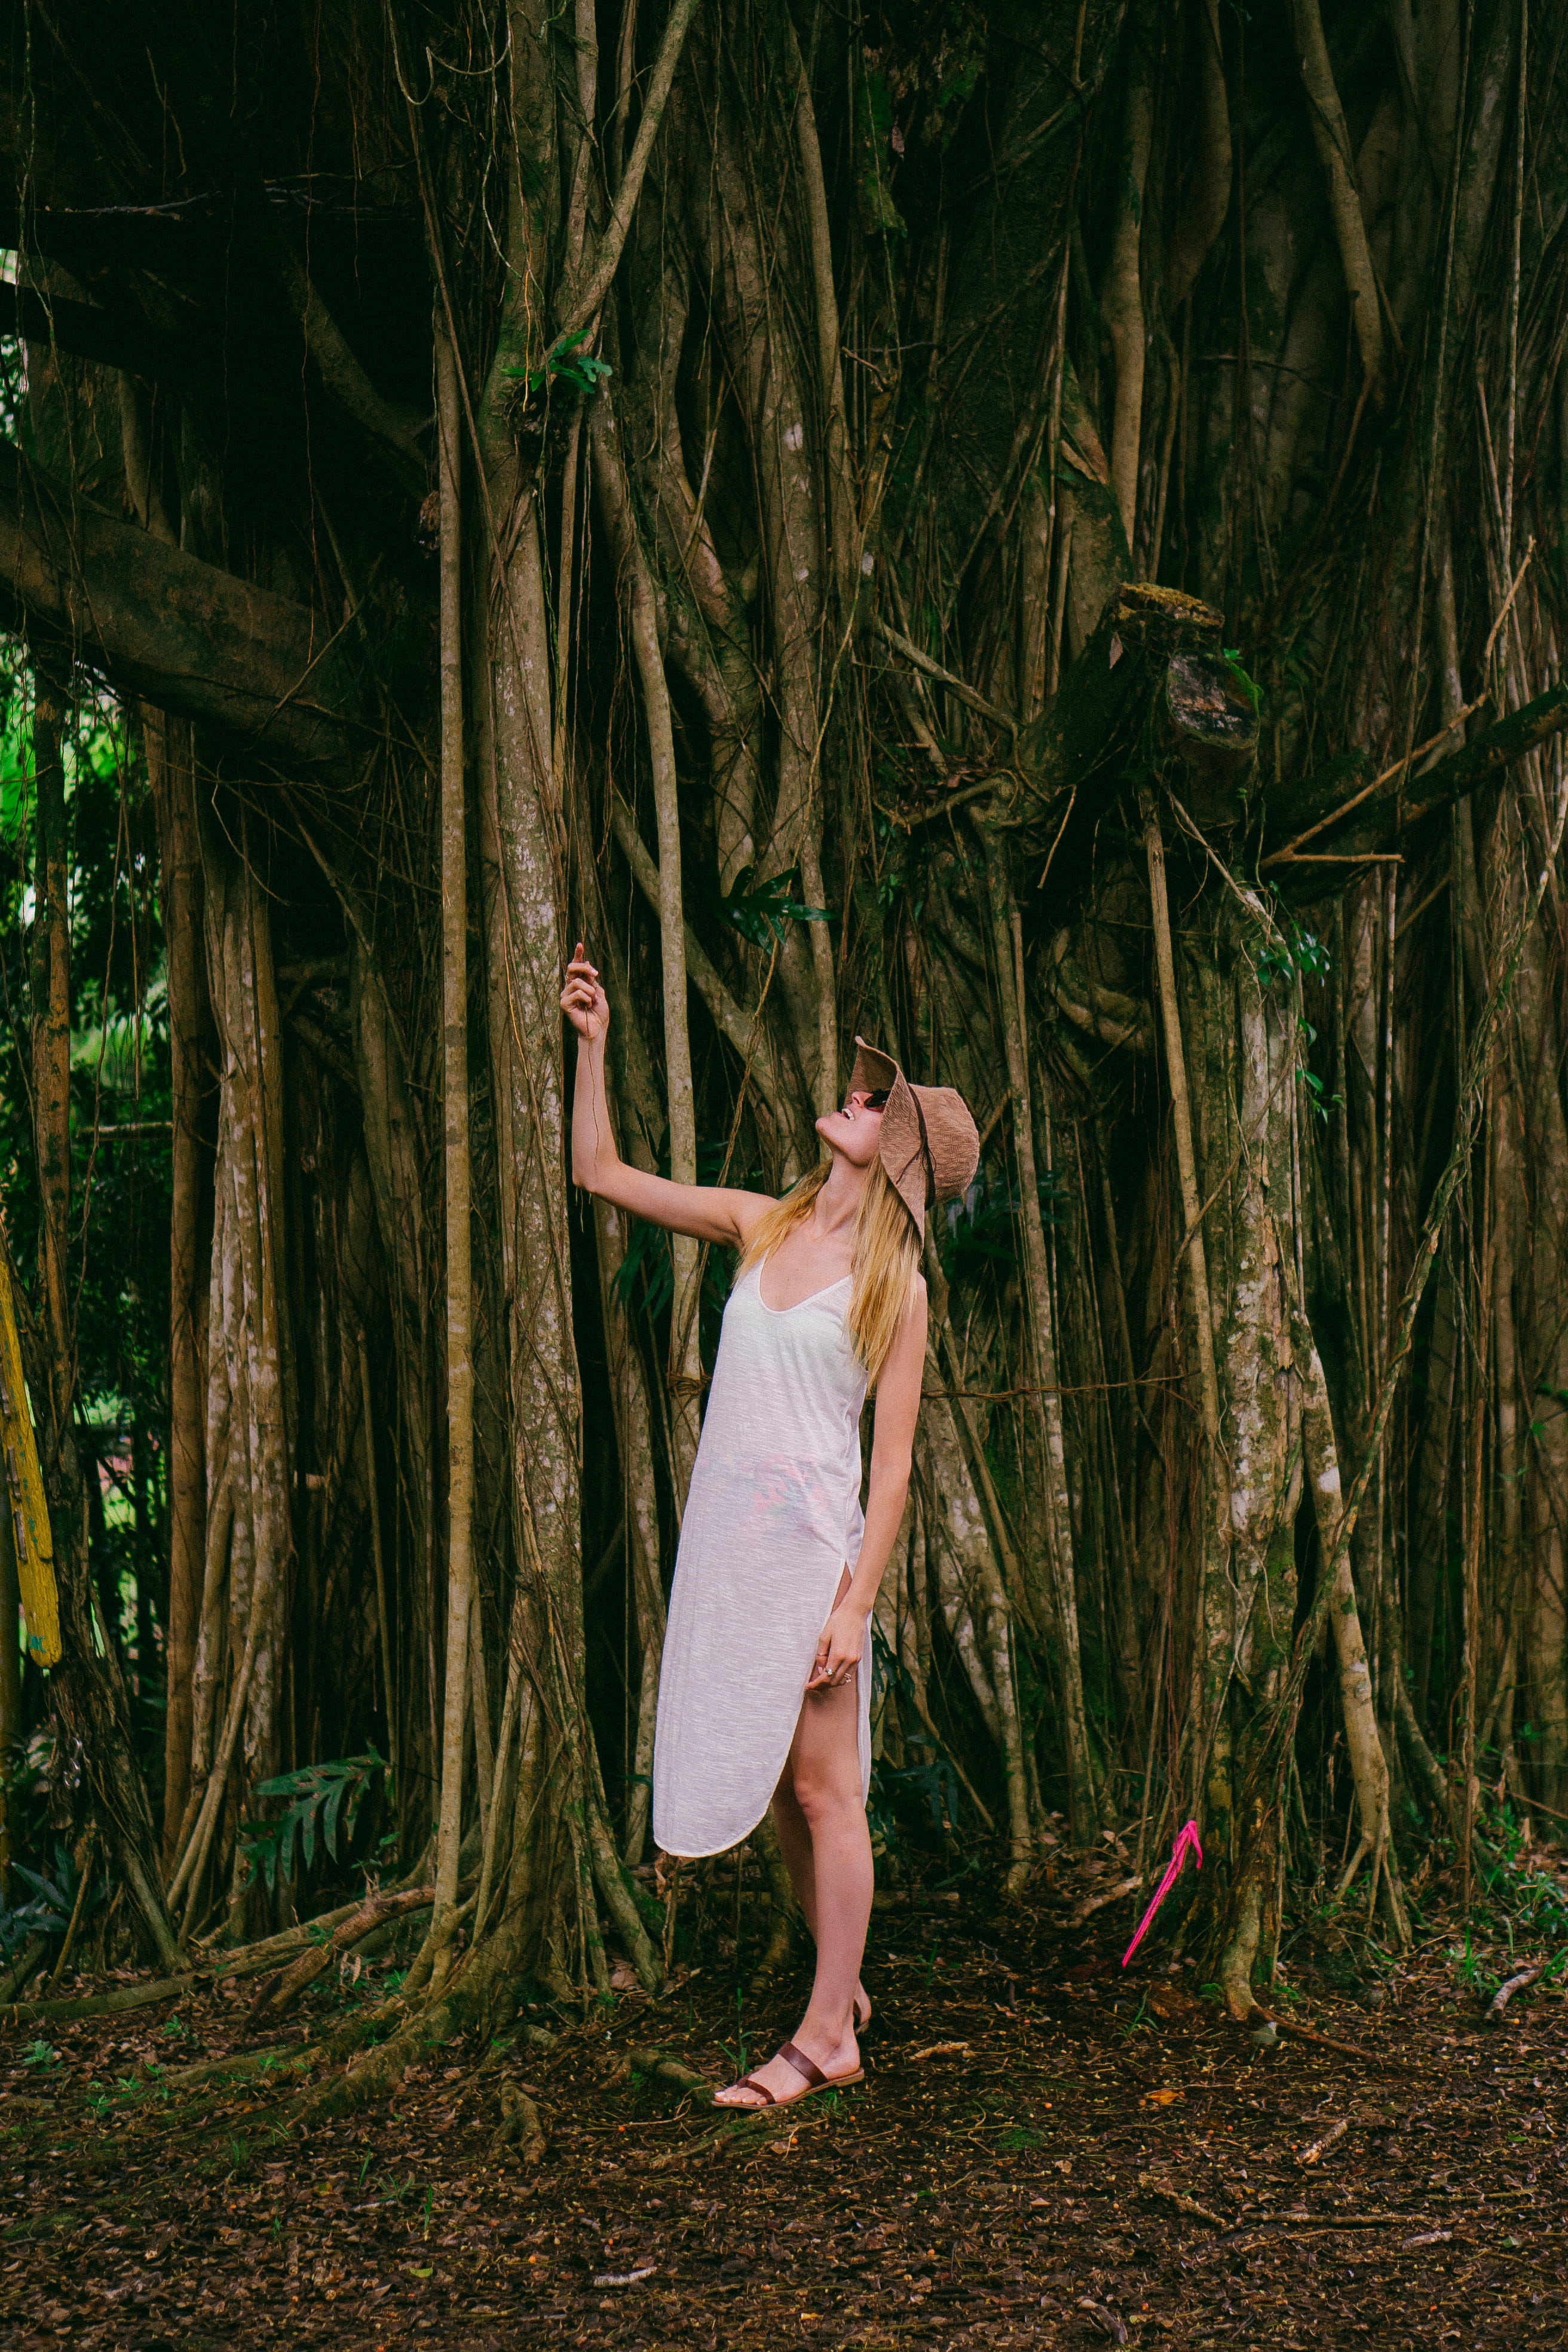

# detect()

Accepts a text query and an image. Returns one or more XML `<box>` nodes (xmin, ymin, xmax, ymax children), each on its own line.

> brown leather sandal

<box><xmin>718</xmin><ymin>2039</ymin><xmax>866</xmax><ymax>2110</ymax></box>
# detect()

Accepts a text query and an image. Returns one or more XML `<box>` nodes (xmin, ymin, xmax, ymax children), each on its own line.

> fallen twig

<box><xmin>1137</xmin><ymin>2170</ymin><xmax>1229</xmax><ymax>2229</ymax></box>
<box><xmin>1254</xmin><ymin>2010</ymin><xmax>1410</xmax><ymax>2071</ymax></box>
<box><xmin>908</xmin><ymin>2040</ymin><xmax>971</xmax><ymax>2062</ymax></box>
<box><xmin>1199</xmin><ymin>2213</ymin><xmax>1439</xmax><ymax>2259</ymax></box>
<box><xmin>1297</xmin><ymin>2117</ymin><xmax>1349</xmax><ymax>2166</ymax></box>
<box><xmin>1486</xmin><ymin>1962</ymin><xmax>1545</xmax><ymax>2020</ymax></box>
<box><xmin>647</xmin><ymin>2110</ymin><xmax>773</xmax><ymax>2169</ymax></box>
<box><xmin>1073</xmin><ymin>1875</ymin><xmax>1141</xmax><ymax>1927</ymax></box>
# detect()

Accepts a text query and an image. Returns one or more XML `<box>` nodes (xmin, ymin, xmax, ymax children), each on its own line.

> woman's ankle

<box><xmin>799</xmin><ymin>1999</ymin><xmax>858</xmax><ymax>2053</ymax></box>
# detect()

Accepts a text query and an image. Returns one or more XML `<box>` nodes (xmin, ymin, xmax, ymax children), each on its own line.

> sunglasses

<box><xmin>847</xmin><ymin>1089</ymin><xmax>890</xmax><ymax>1111</ymax></box>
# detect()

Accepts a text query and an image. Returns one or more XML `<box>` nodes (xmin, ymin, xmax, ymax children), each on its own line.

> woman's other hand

<box><xmin>806</xmin><ymin>1601</ymin><xmax>868</xmax><ymax>1693</ymax></box>
<box><xmin>561</xmin><ymin>941</ymin><xmax>609</xmax><ymax>1043</ymax></box>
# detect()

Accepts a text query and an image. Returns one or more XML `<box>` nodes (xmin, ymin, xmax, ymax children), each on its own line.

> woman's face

<box><xmin>816</xmin><ymin>1088</ymin><xmax>887</xmax><ymax>1169</ymax></box>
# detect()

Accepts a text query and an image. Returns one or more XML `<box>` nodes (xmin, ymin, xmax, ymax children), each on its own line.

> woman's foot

<box><xmin>853</xmin><ymin>1982</ymin><xmax>872</xmax><ymax>2031</ymax></box>
<box><xmin>714</xmin><ymin>2018</ymin><xmax>860</xmax><ymax>2108</ymax></box>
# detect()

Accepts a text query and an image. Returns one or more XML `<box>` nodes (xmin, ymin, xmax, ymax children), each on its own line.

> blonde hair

<box><xmin>739</xmin><ymin>1158</ymin><xmax>921</xmax><ymax>1382</ymax></box>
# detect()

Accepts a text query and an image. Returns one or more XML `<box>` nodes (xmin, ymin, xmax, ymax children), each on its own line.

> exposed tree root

<box><xmin>244</xmin><ymin>1886</ymin><xmax>435</xmax><ymax>2031</ymax></box>
<box><xmin>283</xmin><ymin>1925</ymin><xmax>525</xmax><ymax>2130</ymax></box>
<box><xmin>491</xmin><ymin>2078</ymin><xmax>549</xmax><ymax>2167</ymax></box>
<box><xmin>2</xmin><ymin>1973</ymin><xmax>194</xmax><ymax>2024</ymax></box>
<box><xmin>621</xmin><ymin>2045</ymin><xmax>713</xmax><ymax>2103</ymax></box>
<box><xmin>0</xmin><ymin>1934</ymin><xmax>50</xmax><ymax>2007</ymax></box>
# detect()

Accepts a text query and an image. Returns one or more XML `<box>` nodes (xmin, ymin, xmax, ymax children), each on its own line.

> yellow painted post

<box><xmin>0</xmin><ymin>1250</ymin><xmax>60</xmax><ymax>1670</ymax></box>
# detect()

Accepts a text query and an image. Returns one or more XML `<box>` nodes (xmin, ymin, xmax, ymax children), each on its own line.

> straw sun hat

<box><xmin>847</xmin><ymin>1038</ymin><xmax>981</xmax><ymax>1236</ymax></box>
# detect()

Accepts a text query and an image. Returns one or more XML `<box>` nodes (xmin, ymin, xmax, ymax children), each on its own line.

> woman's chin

<box><xmin>816</xmin><ymin>1119</ymin><xmax>875</xmax><ymax>1169</ymax></box>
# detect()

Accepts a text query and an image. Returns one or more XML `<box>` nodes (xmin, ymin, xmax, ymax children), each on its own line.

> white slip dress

<box><xmin>651</xmin><ymin>1257</ymin><xmax>871</xmax><ymax>1858</ymax></box>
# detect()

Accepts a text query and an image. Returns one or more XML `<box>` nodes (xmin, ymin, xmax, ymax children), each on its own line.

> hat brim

<box><xmin>849</xmin><ymin>1036</ymin><xmax>901</xmax><ymax>1098</ymax></box>
<box><xmin>848</xmin><ymin>1037</ymin><xmax>978</xmax><ymax>1236</ymax></box>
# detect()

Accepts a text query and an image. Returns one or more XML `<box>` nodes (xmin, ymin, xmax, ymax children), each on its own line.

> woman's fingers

<box><xmin>807</xmin><ymin>1640</ymin><xmax>856</xmax><ymax>1690</ymax></box>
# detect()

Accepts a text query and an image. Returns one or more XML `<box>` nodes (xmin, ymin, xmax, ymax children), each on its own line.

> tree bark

<box><xmin>0</xmin><ymin>445</ymin><xmax>357</xmax><ymax>771</ymax></box>
<box><xmin>433</xmin><ymin>314</ymin><xmax>476</xmax><ymax>1945</ymax></box>
<box><xmin>146</xmin><ymin>709</ymin><xmax>207</xmax><ymax>1868</ymax></box>
<box><xmin>981</xmin><ymin>830</ymin><xmax>1098</xmax><ymax>1845</ymax></box>
<box><xmin>589</xmin><ymin>394</ymin><xmax>703</xmax><ymax>1506</ymax></box>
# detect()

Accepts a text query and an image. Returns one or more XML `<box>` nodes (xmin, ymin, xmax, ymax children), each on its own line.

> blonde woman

<box><xmin>562</xmin><ymin>944</ymin><xmax>979</xmax><ymax>2109</ymax></box>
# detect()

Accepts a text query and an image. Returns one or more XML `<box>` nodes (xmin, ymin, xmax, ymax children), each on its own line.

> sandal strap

<box><xmin>727</xmin><ymin>2074</ymin><xmax>776</xmax><ymax>2108</ymax></box>
<box><xmin>776</xmin><ymin>2040</ymin><xmax>827</xmax><ymax>2089</ymax></box>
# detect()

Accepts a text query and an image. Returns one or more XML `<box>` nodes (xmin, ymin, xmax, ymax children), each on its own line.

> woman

<box><xmin>562</xmin><ymin>944</ymin><xmax>978</xmax><ymax>2110</ymax></box>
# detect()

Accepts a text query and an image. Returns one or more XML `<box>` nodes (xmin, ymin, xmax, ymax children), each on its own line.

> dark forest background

<box><xmin>1</xmin><ymin>0</ymin><xmax>1566</xmax><ymax>2053</ymax></box>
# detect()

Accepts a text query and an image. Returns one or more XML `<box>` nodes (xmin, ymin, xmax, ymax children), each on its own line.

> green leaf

<box><xmin>712</xmin><ymin>864</ymin><xmax>832</xmax><ymax>950</ymax></box>
<box><xmin>503</xmin><ymin>326</ymin><xmax>614</xmax><ymax>400</ymax></box>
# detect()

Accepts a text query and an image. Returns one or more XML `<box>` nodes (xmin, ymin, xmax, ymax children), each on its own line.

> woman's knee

<box><xmin>788</xmin><ymin>1763</ymin><xmax>859</xmax><ymax>1832</ymax></box>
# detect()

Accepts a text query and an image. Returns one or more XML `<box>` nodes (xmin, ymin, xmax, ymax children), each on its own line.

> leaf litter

<box><xmin>0</xmin><ymin>1886</ymin><xmax>1563</xmax><ymax>2347</ymax></box>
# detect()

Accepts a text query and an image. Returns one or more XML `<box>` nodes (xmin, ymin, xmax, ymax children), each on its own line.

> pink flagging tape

<box><xmin>1120</xmin><ymin>1820</ymin><xmax>1203</xmax><ymax>1968</ymax></box>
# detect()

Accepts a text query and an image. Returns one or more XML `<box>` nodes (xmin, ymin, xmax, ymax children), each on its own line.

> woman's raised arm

<box><xmin>561</xmin><ymin>944</ymin><xmax>774</xmax><ymax>1250</ymax></box>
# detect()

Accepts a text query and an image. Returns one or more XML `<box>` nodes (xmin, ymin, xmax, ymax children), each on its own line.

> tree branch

<box><xmin>271</xmin><ymin>235</ymin><xmax>427</xmax><ymax>489</ymax></box>
<box><xmin>608</xmin><ymin>797</ymin><xmax>788</xmax><ymax>1135</ymax></box>
<box><xmin>0</xmin><ymin>443</ymin><xmax>360</xmax><ymax>771</ymax></box>
<box><xmin>1261</xmin><ymin>683</ymin><xmax>1568</xmax><ymax>889</ymax></box>
<box><xmin>555</xmin><ymin>0</ymin><xmax>702</xmax><ymax>343</ymax></box>
<box><xmin>1290</xmin><ymin>0</ymin><xmax>1386</xmax><ymax>402</ymax></box>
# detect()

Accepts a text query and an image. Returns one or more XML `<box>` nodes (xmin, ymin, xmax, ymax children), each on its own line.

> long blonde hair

<box><xmin>738</xmin><ymin>1157</ymin><xmax>921</xmax><ymax>1382</ymax></box>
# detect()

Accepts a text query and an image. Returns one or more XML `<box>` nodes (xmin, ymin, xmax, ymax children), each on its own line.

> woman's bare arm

<box><xmin>807</xmin><ymin>1276</ymin><xmax>929</xmax><ymax>1688</ymax></box>
<box><xmin>562</xmin><ymin>945</ymin><xmax>775</xmax><ymax>1251</ymax></box>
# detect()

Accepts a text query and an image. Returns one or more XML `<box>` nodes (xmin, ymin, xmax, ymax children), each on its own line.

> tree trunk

<box><xmin>146</xmin><ymin>709</ymin><xmax>207</xmax><ymax>1868</ymax></box>
<box><xmin>432</xmin><ymin>312</ymin><xmax>476</xmax><ymax>1946</ymax></box>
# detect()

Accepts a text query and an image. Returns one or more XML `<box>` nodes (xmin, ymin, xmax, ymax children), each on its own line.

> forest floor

<box><xmin>1</xmin><ymin>1856</ymin><xmax>1565</xmax><ymax>2351</ymax></box>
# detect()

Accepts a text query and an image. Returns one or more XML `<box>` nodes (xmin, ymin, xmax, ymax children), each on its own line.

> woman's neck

<box><xmin>811</xmin><ymin>1154</ymin><xmax>869</xmax><ymax>1239</ymax></box>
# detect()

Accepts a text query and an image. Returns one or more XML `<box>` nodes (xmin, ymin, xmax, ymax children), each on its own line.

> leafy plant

<box><xmin>20</xmin><ymin>2038</ymin><xmax>59</xmax><ymax>2070</ymax></box>
<box><xmin>1</xmin><ymin>1843</ymin><xmax>96</xmax><ymax>1961</ymax></box>
<box><xmin>505</xmin><ymin>327</ymin><xmax>612</xmax><ymax>400</ymax></box>
<box><xmin>868</xmin><ymin>1736</ymin><xmax>963</xmax><ymax>1847</ymax></box>
<box><xmin>1222</xmin><ymin>647</ymin><xmax>1263</xmax><ymax>715</ymax></box>
<box><xmin>236</xmin><ymin>1750</ymin><xmax>389</xmax><ymax>1894</ymax></box>
<box><xmin>868</xmin><ymin>1628</ymin><xmax>968</xmax><ymax>1846</ymax></box>
<box><xmin>1257</xmin><ymin>922</ymin><xmax>1331</xmax><ymax>989</ymax></box>
<box><xmin>711</xmin><ymin>863</ymin><xmax>831</xmax><ymax>950</ymax></box>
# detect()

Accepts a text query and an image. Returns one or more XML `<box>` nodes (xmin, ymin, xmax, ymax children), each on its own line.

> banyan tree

<box><xmin>2</xmin><ymin>0</ymin><xmax>1567</xmax><ymax>2074</ymax></box>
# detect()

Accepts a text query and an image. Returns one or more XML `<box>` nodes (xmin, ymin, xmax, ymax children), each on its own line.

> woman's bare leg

<box><xmin>715</xmin><ymin>1674</ymin><xmax>869</xmax><ymax>2105</ymax></box>
<box><xmin>772</xmin><ymin>1765</ymin><xmax>871</xmax><ymax>2020</ymax></box>
<box><xmin>769</xmin><ymin>1567</ymin><xmax>871</xmax><ymax>2020</ymax></box>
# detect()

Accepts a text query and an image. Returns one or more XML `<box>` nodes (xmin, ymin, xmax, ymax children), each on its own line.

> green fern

<box><xmin>237</xmin><ymin>1751</ymin><xmax>388</xmax><ymax>1893</ymax></box>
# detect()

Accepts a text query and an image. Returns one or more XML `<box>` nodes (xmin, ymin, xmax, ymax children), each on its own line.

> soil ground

<box><xmin>1</xmin><ymin>1873</ymin><xmax>1564</xmax><ymax>2350</ymax></box>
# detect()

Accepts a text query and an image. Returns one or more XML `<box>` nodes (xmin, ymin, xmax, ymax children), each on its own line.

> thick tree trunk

<box><xmin>589</xmin><ymin>396</ymin><xmax>703</xmax><ymax>1506</ymax></box>
<box><xmin>147</xmin><ymin>709</ymin><xmax>207</xmax><ymax>1867</ymax></box>
<box><xmin>432</xmin><ymin>314</ymin><xmax>476</xmax><ymax>1948</ymax></box>
<box><xmin>982</xmin><ymin>831</ymin><xmax>1098</xmax><ymax>1846</ymax></box>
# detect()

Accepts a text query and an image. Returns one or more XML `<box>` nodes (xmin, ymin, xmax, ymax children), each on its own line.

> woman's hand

<box><xmin>806</xmin><ymin>1600</ymin><xmax>868</xmax><ymax>1693</ymax></box>
<box><xmin>561</xmin><ymin>940</ymin><xmax>610</xmax><ymax>1044</ymax></box>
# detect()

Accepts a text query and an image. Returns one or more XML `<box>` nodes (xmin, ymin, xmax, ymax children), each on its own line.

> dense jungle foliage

<box><xmin>1</xmin><ymin>0</ymin><xmax>1567</xmax><ymax>2075</ymax></box>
